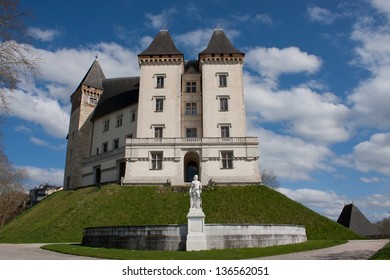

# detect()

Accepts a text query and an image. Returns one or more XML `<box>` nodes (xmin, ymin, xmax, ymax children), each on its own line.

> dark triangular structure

<box><xmin>72</xmin><ymin>59</ymin><xmax>106</xmax><ymax>96</ymax></box>
<box><xmin>200</xmin><ymin>29</ymin><xmax>244</xmax><ymax>55</ymax></box>
<box><xmin>337</xmin><ymin>203</ymin><xmax>380</xmax><ymax>237</ymax></box>
<box><xmin>138</xmin><ymin>30</ymin><xmax>183</xmax><ymax>56</ymax></box>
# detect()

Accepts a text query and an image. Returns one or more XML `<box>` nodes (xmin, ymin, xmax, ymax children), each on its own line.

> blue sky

<box><xmin>2</xmin><ymin>0</ymin><xmax>389</xmax><ymax>222</ymax></box>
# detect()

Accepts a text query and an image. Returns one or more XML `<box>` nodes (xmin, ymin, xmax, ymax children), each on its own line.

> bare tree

<box><xmin>260</xmin><ymin>169</ymin><xmax>280</xmax><ymax>188</ymax></box>
<box><xmin>0</xmin><ymin>146</ymin><xmax>28</xmax><ymax>228</ymax></box>
<box><xmin>0</xmin><ymin>0</ymin><xmax>38</xmax><ymax>112</ymax></box>
<box><xmin>374</xmin><ymin>217</ymin><xmax>390</xmax><ymax>235</ymax></box>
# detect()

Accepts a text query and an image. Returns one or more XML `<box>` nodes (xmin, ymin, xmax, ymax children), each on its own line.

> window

<box><xmin>155</xmin><ymin>98</ymin><xmax>164</xmax><ymax>112</ymax></box>
<box><xmin>102</xmin><ymin>142</ymin><xmax>108</xmax><ymax>153</ymax></box>
<box><xmin>218</xmin><ymin>73</ymin><xmax>228</xmax><ymax>87</ymax></box>
<box><xmin>103</xmin><ymin>119</ymin><xmax>110</xmax><ymax>132</ymax></box>
<box><xmin>113</xmin><ymin>139</ymin><xmax>119</xmax><ymax>149</ymax></box>
<box><xmin>154</xmin><ymin>127</ymin><xmax>163</xmax><ymax>138</ymax></box>
<box><xmin>116</xmin><ymin>114</ymin><xmax>123</xmax><ymax>127</ymax></box>
<box><xmin>186</xmin><ymin>81</ymin><xmax>197</xmax><ymax>93</ymax></box>
<box><xmin>219</xmin><ymin>97</ymin><xmax>229</xmax><ymax>111</ymax></box>
<box><xmin>131</xmin><ymin>110</ymin><xmax>136</xmax><ymax>122</ymax></box>
<box><xmin>221</xmin><ymin>151</ymin><xmax>233</xmax><ymax>169</ymax></box>
<box><xmin>221</xmin><ymin>125</ymin><xmax>230</xmax><ymax>138</ymax></box>
<box><xmin>156</xmin><ymin>75</ymin><xmax>165</xmax><ymax>88</ymax></box>
<box><xmin>88</xmin><ymin>96</ymin><xmax>98</xmax><ymax>104</ymax></box>
<box><xmin>186</xmin><ymin>128</ymin><xmax>197</xmax><ymax>138</ymax></box>
<box><xmin>96</xmin><ymin>147</ymin><xmax>99</xmax><ymax>155</ymax></box>
<box><xmin>151</xmin><ymin>152</ymin><xmax>163</xmax><ymax>170</ymax></box>
<box><xmin>126</xmin><ymin>134</ymin><xmax>133</xmax><ymax>139</ymax></box>
<box><xmin>185</xmin><ymin>102</ymin><xmax>197</xmax><ymax>115</ymax></box>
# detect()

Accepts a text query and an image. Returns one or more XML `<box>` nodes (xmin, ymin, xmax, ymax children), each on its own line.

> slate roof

<box><xmin>91</xmin><ymin>77</ymin><xmax>140</xmax><ymax>121</ymax></box>
<box><xmin>76</xmin><ymin>59</ymin><xmax>105</xmax><ymax>91</ymax></box>
<box><xmin>200</xmin><ymin>29</ymin><xmax>244</xmax><ymax>55</ymax></box>
<box><xmin>138</xmin><ymin>30</ymin><xmax>183</xmax><ymax>56</ymax></box>
<box><xmin>337</xmin><ymin>203</ymin><xmax>380</xmax><ymax>237</ymax></box>
<box><xmin>184</xmin><ymin>60</ymin><xmax>200</xmax><ymax>73</ymax></box>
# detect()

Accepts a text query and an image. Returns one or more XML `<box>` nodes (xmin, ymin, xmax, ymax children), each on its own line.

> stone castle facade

<box><xmin>63</xmin><ymin>29</ymin><xmax>260</xmax><ymax>189</ymax></box>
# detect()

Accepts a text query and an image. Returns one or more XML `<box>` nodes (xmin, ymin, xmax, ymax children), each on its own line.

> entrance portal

<box><xmin>184</xmin><ymin>152</ymin><xmax>200</xmax><ymax>182</ymax></box>
<box><xmin>186</xmin><ymin>161</ymin><xmax>198</xmax><ymax>182</ymax></box>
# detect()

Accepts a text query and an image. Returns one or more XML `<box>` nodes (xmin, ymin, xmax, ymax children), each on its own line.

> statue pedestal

<box><xmin>186</xmin><ymin>208</ymin><xmax>208</xmax><ymax>251</ymax></box>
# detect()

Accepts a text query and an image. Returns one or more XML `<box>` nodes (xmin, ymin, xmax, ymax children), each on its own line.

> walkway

<box><xmin>0</xmin><ymin>240</ymin><xmax>388</xmax><ymax>260</ymax></box>
<box><xmin>254</xmin><ymin>240</ymin><xmax>389</xmax><ymax>260</ymax></box>
<box><xmin>0</xmin><ymin>244</ymin><xmax>97</xmax><ymax>260</ymax></box>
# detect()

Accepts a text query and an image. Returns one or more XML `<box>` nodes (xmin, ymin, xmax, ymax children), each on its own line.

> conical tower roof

<box><xmin>78</xmin><ymin>59</ymin><xmax>106</xmax><ymax>89</ymax></box>
<box><xmin>138</xmin><ymin>30</ymin><xmax>183</xmax><ymax>56</ymax></box>
<box><xmin>200</xmin><ymin>29</ymin><xmax>243</xmax><ymax>55</ymax></box>
<box><xmin>71</xmin><ymin>59</ymin><xmax>105</xmax><ymax>99</ymax></box>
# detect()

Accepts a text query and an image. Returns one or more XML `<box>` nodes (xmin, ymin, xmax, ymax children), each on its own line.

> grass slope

<box><xmin>0</xmin><ymin>184</ymin><xmax>359</xmax><ymax>243</ymax></box>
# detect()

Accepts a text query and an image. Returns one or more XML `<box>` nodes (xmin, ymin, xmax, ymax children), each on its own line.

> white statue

<box><xmin>189</xmin><ymin>175</ymin><xmax>202</xmax><ymax>209</ymax></box>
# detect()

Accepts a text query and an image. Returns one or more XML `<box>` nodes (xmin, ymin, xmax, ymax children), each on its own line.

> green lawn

<box><xmin>369</xmin><ymin>241</ymin><xmax>390</xmax><ymax>260</ymax></box>
<box><xmin>0</xmin><ymin>184</ymin><xmax>360</xmax><ymax>243</ymax></box>
<box><xmin>42</xmin><ymin>240</ymin><xmax>346</xmax><ymax>260</ymax></box>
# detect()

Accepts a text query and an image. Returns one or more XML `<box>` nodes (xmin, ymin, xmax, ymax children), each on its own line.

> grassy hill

<box><xmin>0</xmin><ymin>184</ymin><xmax>360</xmax><ymax>243</ymax></box>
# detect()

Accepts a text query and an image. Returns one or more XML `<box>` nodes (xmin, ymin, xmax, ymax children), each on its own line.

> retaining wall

<box><xmin>82</xmin><ymin>224</ymin><xmax>307</xmax><ymax>251</ymax></box>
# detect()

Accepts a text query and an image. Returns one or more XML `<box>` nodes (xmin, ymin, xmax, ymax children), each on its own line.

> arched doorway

<box><xmin>184</xmin><ymin>152</ymin><xmax>200</xmax><ymax>182</ymax></box>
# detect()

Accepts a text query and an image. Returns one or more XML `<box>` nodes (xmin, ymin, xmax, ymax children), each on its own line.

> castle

<box><xmin>63</xmin><ymin>29</ymin><xmax>260</xmax><ymax>189</ymax></box>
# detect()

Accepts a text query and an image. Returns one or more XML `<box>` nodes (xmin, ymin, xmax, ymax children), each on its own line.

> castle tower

<box><xmin>199</xmin><ymin>29</ymin><xmax>246</xmax><ymax>138</ymax></box>
<box><xmin>136</xmin><ymin>30</ymin><xmax>184</xmax><ymax>138</ymax></box>
<box><xmin>63</xmin><ymin>59</ymin><xmax>105</xmax><ymax>189</ymax></box>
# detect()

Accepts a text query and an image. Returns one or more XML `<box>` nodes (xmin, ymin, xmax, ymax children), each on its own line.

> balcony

<box><xmin>82</xmin><ymin>146</ymin><xmax>125</xmax><ymax>165</ymax></box>
<box><xmin>125</xmin><ymin>137</ymin><xmax>259</xmax><ymax>146</ymax></box>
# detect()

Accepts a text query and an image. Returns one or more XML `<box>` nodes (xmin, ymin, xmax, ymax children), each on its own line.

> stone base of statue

<box><xmin>186</xmin><ymin>207</ymin><xmax>208</xmax><ymax>251</ymax></box>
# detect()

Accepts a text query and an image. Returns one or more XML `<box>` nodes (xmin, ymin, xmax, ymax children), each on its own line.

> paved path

<box><xmin>254</xmin><ymin>240</ymin><xmax>389</xmax><ymax>260</ymax></box>
<box><xmin>0</xmin><ymin>244</ymin><xmax>98</xmax><ymax>260</ymax></box>
<box><xmin>0</xmin><ymin>240</ymin><xmax>388</xmax><ymax>260</ymax></box>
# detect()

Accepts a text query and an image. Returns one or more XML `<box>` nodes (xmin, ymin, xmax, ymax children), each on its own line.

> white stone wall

<box><xmin>201</xmin><ymin>61</ymin><xmax>246</xmax><ymax>138</ymax></box>
<box><xmin>122</xmin><ymin>139</ymin><xmax>260</xmax><ymax>185</ymax></box>
<box><xmin>91</xmin><ymin>104</ymin><xmax>137</xmax><ymax>157</ymax></box>
<box><xmin>136</xmin><ymin>61</ymin><xmax>184</xmax><ymax>138</ymax></box>
<box><xmin>181</xmin><ymin>73</ymin><xmax>202</xmax><ymax>138</ymax></box>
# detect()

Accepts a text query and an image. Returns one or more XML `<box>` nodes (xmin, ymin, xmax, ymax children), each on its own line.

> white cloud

<box><xmin>307</xmin><ymin>6</ymin><xmax>337</xmax><ymax>25</ymax></box>
<box><xmin>145</xmin><ymin>8</ymin><xmax>177</xmax><ymax>29</ymax></box>
<box><xmin>246</xmin><ymin>47</ymin><xmax>322</xmax><ymax>84</ymax></box>
<box><xmin>248</xmin><ymin>126</ymin><xmax>333</xmax><ymax>181</ymax></box>
<box><xmin>277</xmin><ymin>187</ymin><xmax>348</xmax><ymax>220</ymax></box>
<box><xmin>348</xmin><ymin>7</ymin><xmax>390</xmax><ymax>130</ymax></box>
<box><xmin>244</xmin><ymin>74</ymin><xmax>350</xmax><ymax>144</ymax></box>
<box><xmin>27</xmin><ymin>27</ymin><xmax>61</xmax><ymax>42</ymax></box>
<box><xmin>14</xmin><ymin>125</ymin><xmax>32</xmax><ymax>134</ymax></box>
<box><xmin>357</xmin><ymin>194</ymin><xmax>390</xmax><ymax>221</ymax></box>
<box><xmin>30</xmin><ymin>136</ymin><xmax>50</xmax><ymax>147</ymax></box>
<box><xmin>254</xmin><ymin>14</ymin><xmax>273</xmax><ymax>25</ymax></box>
<box><xmin>18</xmin><ymin>166</ymin><xmax>64</xmax><ymax>188</ymax></box>
<box><xmin>174</xmin><ymin>28</ymin><xmax>213</xmax><ymax>57</ymax></box>
<box><xmin>29</xmin><ymin>136</ymin><xmax>65</xmax><ymax>151</ymax></box>
<box><xmin>139</xmin><ymin>36</ymin><xmax>153</xmax><ymax>51</ymax></box>
<box><xmin>277</xmin><ymin>187</ymin><xmax>390</xmax><ymax>222</ymax></box>
<box><xmin>359</xmin><ymin>177</ymin><xmax>381</xmax><ymax>183</ymax></box>
<box><xmin>7</xmin><ymin>89</ymin><xmax>70</xmax><ymax>138</ymax></box>
<box><xmin>372</xmin><ymin>0</ymin><xmax>390</xmax><ymax>18</ymax></box>
<box><xmin>336</xmin><ymin>133</ymin><xmax>390</xmax><ymax>175</ymax></box>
